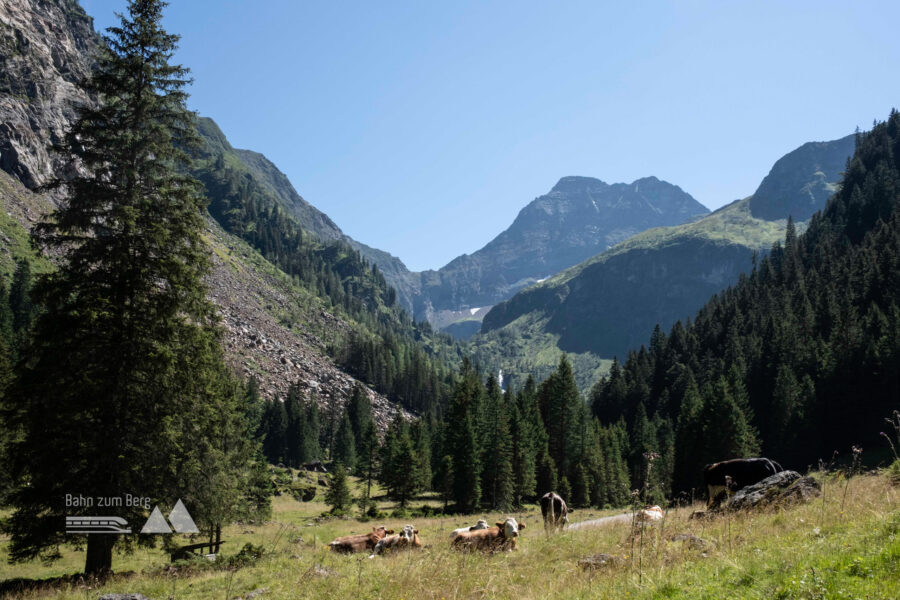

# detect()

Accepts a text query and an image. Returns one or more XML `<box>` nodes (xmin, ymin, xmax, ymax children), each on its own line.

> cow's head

<box><xmin>497</xmin><ymin>518</ymin><xmax>524</xmax><ymax>538</ymax></box>
<box><xmin>399</xmin><ymin>524</ymin><xmax>417</xmax><ymax>541</ymax></box>
<box><xmin>471</xmin><ymin>519</ymin><xmax>489</xmax><ymax>531</ymax></box>
<box><xmin>372</xmin><ymin>526</ymin><xmax>393</xmax><ymax>538</ymax></box>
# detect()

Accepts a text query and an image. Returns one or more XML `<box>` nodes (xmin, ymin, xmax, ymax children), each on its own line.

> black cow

<box><xmin>703</xmin><ymin>457</ymin><xmax>783</xmax><ymax>506</ymax></box>
<box><xmin>540</xmin><ymin>491</ymin><xmax>569</xmax><ymax>532</ymax></box>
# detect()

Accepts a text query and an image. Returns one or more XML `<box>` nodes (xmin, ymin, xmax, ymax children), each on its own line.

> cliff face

<box><xmin>0</xmin><ymin>0</ymin><xmax>96</xmax><ymax>190</ymax></box>
<box><xmin>0</xmin><ymin>0</ymin><xmax>406</xmax><ymax>426</ymax></box>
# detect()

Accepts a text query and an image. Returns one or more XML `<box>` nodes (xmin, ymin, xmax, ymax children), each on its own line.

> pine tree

<box><xmin>357</xmin><ymin>420</ymin><xmax>378</xmax><ymax>502</ymax></box>
<box><xmin>536</xmin><ymin>448</ymin><xmax>558</xmax><ymax>497</ymax></box>
<box><xmin>447</xmin><ymin>359</ymin><xmax>482</xmax><ymax>512</ymax></box>
<box><xmin>509</xmin><ymin>385</ymin><xmax>537</xmax><ymax>507</ymax></box>
<box><xmin>333</xmin><ymin>411</ymin><xmax>357</xmax><ymax>469</ymax></box>
<box><xmin>481</xmin><ymin>376</ymin><xmax>514</xmax><ymax>510</ymax></box>
<box><xmin>672</xmin><ymin>372</ymin><xmax>704</xmax><ymax>498</ymax></box>
<box><xmin>8</xmin><ymin>259</ymin><xmax>34</xmax><ymax>349</ymax></box>
<box><xmin>346</xmin><ymin>384</ymin><xmax>374</xmax><ymax>472</ymax></box>
<box><xmin>261</xmin><ymin>398</ymin><xmax>288</xmax><ymax>464</ymax></box>
<box><xmin>4</xmin><ymin>0</ymin><xmax>248</xmax><ymax>575</ymax></box>
<box><xmin>540</xmin><ymin>355</ymin><xmax>581</xmax><ymax>477</ymax></box>
<box><xmin>325</xmin><ymin>464</ymin><xmax>353</xmax><ymax>514</ymax></box>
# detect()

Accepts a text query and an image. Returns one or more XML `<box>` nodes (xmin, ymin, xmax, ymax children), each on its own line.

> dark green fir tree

<box><xmin>4</xmin><ymin>0</ymin><xmax>260</xmax><ymax>575</ymax></box>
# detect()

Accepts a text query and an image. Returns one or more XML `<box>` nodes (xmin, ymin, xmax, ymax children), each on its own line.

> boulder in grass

<box><xmin>726</xmin><ymin>470</ymin><xmax>820</xmax><ymax>510</ymax></box>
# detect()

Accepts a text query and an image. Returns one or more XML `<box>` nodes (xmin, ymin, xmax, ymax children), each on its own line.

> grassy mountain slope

<box><xmin>473</xmin><ymin>135</ymin><xmax>856</xmax><ymax>390</ymax></box>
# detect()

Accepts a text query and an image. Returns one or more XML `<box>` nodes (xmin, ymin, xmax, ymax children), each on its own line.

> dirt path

<box><xmin>567</xmin><ymin>512</ymin><xmax>633</xmax><ymax>530</ymax></box>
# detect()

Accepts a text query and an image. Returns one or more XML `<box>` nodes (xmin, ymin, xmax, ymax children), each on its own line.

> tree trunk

<box><xmin>84</xmin><ymin>534</ymin><xmax>113</xmax><ymax>576</ymax></box>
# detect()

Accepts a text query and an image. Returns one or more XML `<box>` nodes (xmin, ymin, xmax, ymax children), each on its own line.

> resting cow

<box><xmin>328</xmin><ymin>526</ymin><xmax>393</xmax><ymax>553</ymax></box>
<box><xmin>540</xmin><ymin>491</ymin><xmax>569</xmax><ymax>532</ymax></box>
<box><xmin>449</xmin><ymin>519</ymin><xmax>489</xmax><ymax>539</ymax></box>
<box><xmin>637</xmin><ymin>505</ymin><xmax>663</xmax><ymax>522</ymax></box>
<box><xmin>451</xmin><ymin>518</ymin><xmax>525</xmax><ymax>552</ymax></box>
<box><xmin>704</xmin><ymin>458</ymin><xmax>784</xmax><ymax>507</ymax></box>
<box><xmin>369</xmin><ymin>524</ymin><xmax>422</xmax><ymax>557</ymax></box>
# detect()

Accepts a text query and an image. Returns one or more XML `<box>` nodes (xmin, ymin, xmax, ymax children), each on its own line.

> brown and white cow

<box><xmin>368</xmin><ymin>524</ymin><xmax>422</xmax><ymax>557</ymax></box>
<box><xmin>704</xmin><ymin>457</ymin><xmax>784</xmax><ymax>507</ymax></box>
<box><xmin>451</xmin><ymin>517</ymin><xmax>525</xmax><ymax>552</ymax></box>
<box><xmin>540</xmin><ymin>491</ymin><xmax>569</xmax><ymax>532</ymax></box>
<box><xmin>449</xmin><ymin>519</ymin><xmax>489</xmax><ymax>539</ymax></box>
<box><xmin>328</xmin><ymin>526</ymin><xmax>393</xmax><ymax>553</ymax></box>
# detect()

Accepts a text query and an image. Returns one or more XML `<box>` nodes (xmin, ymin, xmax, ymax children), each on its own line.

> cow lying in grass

<box><xmin>449</xmin><ymin>519</ymin><xmax>489</xmax><ymax>539</ymax></box>
<box><xmin>369</xmin><ymin>524</ymin><xmax>422</xmax><ymax>557</ymax></box>
<box><xmin>451</xmin><ymin>518</ymin><xmax>525</xmax><ymax>552</ymax></box>
<box><xmin>329</xmin><ymin>526</ymin><xmax>393</xmax><ymax>553</ymax></box>
<box><xmin>637</xmin><ymin>505</ymin><xmax>663</xmax><ymax>521</ymax></box>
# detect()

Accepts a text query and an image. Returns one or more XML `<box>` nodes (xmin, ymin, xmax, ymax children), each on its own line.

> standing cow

<box><xmin>540</xmin><ymin>491</ymin><xmax>569</xmax><ymax>532</ymax></box>
<box><xmin>703</xmin><ymin>457</ymin><xmax>784</xmax><ymax>507</ymax></box>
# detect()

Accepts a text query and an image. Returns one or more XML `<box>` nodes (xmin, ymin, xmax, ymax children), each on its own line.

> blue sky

<box><xmin>82</xmin><ymin>1</ymin><xmax>900</xmax><ymax>271</ymax></box>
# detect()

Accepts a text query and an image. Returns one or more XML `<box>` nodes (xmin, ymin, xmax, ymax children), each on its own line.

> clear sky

<box><xmin>81</xmin><ymin>0</ymin><xmax>900</xmax><ymax>272</ymax></box>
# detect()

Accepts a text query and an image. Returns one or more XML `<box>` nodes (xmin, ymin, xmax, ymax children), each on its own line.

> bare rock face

<box><xmin>0</xmin><ymin>0</ymin><xmax>96</xmax><ymax>190</ymax></box>
<box><xmin>726</xmin><ymin>470</ymin><xmax>821</xmax><ymax>510</ymax></box>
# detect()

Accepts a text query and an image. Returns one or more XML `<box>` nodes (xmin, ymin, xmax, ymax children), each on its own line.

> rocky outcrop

<box><xmin>749</xmin><ymin>135</ymin><xmax>856</xmax><ymax>221</ymax></box>
<box><xmin>0</xmin><ymin>0</ymin><xmax>96</xmax><ymax>190</ymax></box>
<box><xmin>725</xmin><ymin>470</ymin><xmax>821</xmax><ymax>510</ymax></box>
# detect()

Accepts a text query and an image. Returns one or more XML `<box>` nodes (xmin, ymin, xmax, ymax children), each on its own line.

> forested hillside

<box><xmin>590</xmin><ymin>112</ymin><xmax>900</xmax><ymax>493</ymax></box>
<box><xmin>472</xmin><ymin>134</ymin><xmax>856</xmax><ymax>389</ymax></box>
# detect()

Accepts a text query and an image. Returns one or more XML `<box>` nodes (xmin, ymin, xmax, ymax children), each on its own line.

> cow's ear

<box><xmin>386</xmin><ymin>529</ymin><xmax>395</xmax><ymax>534</ymax></box>
<box><xmin>414</xmin><ymin>529</ymin><xmax>419</xmax><ymax>534</ymax></box>
<box><xmin>519</xmin><ymin>522</ymin><xmax>526</xmax><ymax>529</ymax></box>
<box><xmin>496</xmin><ymin>521</ymin><xmax>505</xmax><ymax>528</ymax></box>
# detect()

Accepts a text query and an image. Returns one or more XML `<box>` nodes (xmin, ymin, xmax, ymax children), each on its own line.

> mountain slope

<box><xmin>0</xmin><ymin>0</ymin><xmax>451</xmax><ymax>422</ymax></box>
<box><xmin>591</xmin><ymin>109</ymin><xmax>900</xmax><ymax>475</ymax></box>
<box><xmin>473</xmin><ymin>134</ymin><xmax>856</xmax><ymax>389</ymax></box>
<box><xmin>417</xmin><ymin>175</ymin><xmax>709</xmax><ymax>325</ymax></box>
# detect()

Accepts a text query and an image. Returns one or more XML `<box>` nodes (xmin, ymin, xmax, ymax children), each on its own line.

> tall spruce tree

<box><xmin>447</xmin><ymin>359</ymin><xmax>482</xmax><ymax>512</ymax></box>
<box><xmin>333</xmin><ymin>411</ymin><xmax>357</xmax><ymax>469</ymax></box>
<box><xmin>4</xmin><ymin>0</ymin><xmax>249</xmax><ymax>575</ymax></box>
<box><xmin>481</xmin><ymin>376</ymin><xmax>514</xmax><ymax>510</ymax></box>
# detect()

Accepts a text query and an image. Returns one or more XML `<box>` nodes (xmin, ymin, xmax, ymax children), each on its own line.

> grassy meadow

<box><xmin>1</xmin><ymin>471</ymin><xmax>898</xmax><ymax>599</ymax></box>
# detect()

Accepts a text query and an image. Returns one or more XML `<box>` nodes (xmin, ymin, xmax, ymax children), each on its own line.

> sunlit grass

<box><xmin>2</xmin><ymin>472</ymin><xmax>899</xmax><ymax>599</ymax></box>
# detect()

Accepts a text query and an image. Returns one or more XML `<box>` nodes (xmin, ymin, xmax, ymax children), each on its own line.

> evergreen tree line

<box><xmin>590</xmin><ymin>110</ymin><xmax>900</xmax><ymax>497</ymax></box>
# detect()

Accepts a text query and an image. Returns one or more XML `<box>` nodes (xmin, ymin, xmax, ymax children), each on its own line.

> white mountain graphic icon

<box><xmin>140</xmin><ymin>499</ymin><xmax>199</xmax><ymax>534</ymax></box>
